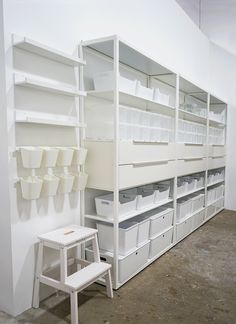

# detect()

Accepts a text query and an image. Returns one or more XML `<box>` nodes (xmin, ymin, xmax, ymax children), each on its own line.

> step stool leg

<box><xmin>105</xmin><ymin>269</ymin><xmax>113</xmax><ymax>299</ymax></box>
<box><xmin>32</xmin><ymin>241</ymin><xmax>44</xmax><ymax>308</ymax></box>
<box><xmin>92</xmin><ymin>234</ymin><xmax>100</xmax><ymax>263</ymax></box>
<box><xmin>70</xmin><ymin>290</ymin><xmax>79</xmax><ymax>324</ymax></box>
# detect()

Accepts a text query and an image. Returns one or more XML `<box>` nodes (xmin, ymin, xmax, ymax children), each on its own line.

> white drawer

<box><xmin>208</xmin><ymin>156</ymin><xmax>226</xmax><ymax>169</ymax></box>
<box><xmin>177</xmin><ymin>158</ymin><xmax>207</xmax><ymax>176</ymax></box>
<box><xmin>149</xmin><ymin>227</ymin><xmax>173</xmax><ymax>259</ymax></box>
<box><xmin>119</xmin><ymin>160</ymin><xmax>176</xmax><ymax>189</ymax></box>
<box><xmin>208</xmin><ymin>145</ymin><xmax>226</xmax><ymax>157</ymax></box>
<box><xmin>149</xmin><ymin>208</ymin><xmax>174</xmax><ymax>238</ymax></box>
<box><xmin>86</xmin><ymin>241</ymin><xmax>150</xmax><ymax>284</ymax></box>
<box><xmin>177</xmin><ymin>144</ymin><xmax>207</xmax><ymax>159</ymax></box>
<box><xmin>176</xmin><ymin>217</ymin><xmax>192</xmax><ymax>241</ymax></box>
<box><xmin>206</xmin><ymin>205</ymin><xmax>216</xmax><ymax>219</ymax></box>
<box><xmin>192</xmin><ymin>210</ymin><xmax>205</xmax><ymax>230</ymax></box>
<box><xmin>119</xmin><ymin>142</ymin><xmax>176</xmax><ymax>164</ymax></box>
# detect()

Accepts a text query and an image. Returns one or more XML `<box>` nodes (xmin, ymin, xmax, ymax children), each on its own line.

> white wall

<box><xmin>1</xmin><ymin>0</ymin><xmax>235</xmax><ymax>316</ymax></box>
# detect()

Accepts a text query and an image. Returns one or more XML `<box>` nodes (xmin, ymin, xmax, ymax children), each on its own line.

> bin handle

<box><xmin>131</xmin><ymin>160</ymin><xmax>169</xmax><ymax>167</ymax></box>
<box><xmin>211</xmin><ymin>155</ymin><xmax>225</xmax><ymax>159</ymax></box>
<box><xmin>133</xmin><ymin>141</ymin><xmax>168</xmax><ymax>145</ymax></box>
<box><xmin>183</xmin><ymin>157</ymin><xmax>203</xmax><ymax>161</ymax></box>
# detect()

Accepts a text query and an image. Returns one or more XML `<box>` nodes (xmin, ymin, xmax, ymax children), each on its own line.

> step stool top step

<box><xmin>38</xmin><ymin>225</ymin><xmax>98</xmax><ymax>246</ymax></box>
<box><xmin>65</xmin><ymin>262</ymin><xmax>111</xmax><ymax>290</ymax></box>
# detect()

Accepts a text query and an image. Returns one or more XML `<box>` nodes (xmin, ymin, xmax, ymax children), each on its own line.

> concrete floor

<box><xmin>1</xmin><ymin>209</ymin><xmax>236</xmax><ymax>324</ymax></box>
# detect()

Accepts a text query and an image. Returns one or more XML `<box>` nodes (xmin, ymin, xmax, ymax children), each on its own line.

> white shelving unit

<box><xmin>80</xmin><ymin>35</ymin><xmax>227</xmax><ymax>290</ymax></box>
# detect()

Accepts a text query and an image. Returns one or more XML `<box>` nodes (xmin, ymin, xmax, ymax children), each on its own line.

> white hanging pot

<box><xmin>41</xmin><ymin>174</ymin><xmax>60</xmax><ymax>196</ymax></box>
<box><xmin>73</xmin><ymin>172</ymin><xmax>88</xmax><ymax>191</ymax></box>
<box><xmin>20</xmin><ymin>146</ymin><xmax>43</xmax><ymax>169</ymax></box>
<box><xmin>71</xmin><ymin>147</ymin><xmax>88</xmax><ymax>165</ymax></box>
<box><xmin>20</xmin><ymin>176</ymin><xmax>43</xmax><ymax>200</ymax></box>
<box><xmin>56</xmin><ymin>147</ymin><xmax>74</xmax><ymax>167</ymax></box>
<box><xmin>58</xmin><ymin>174</ymin><xmax>75</xmax><ymax>194</ymax></box>
<box><xmin>41</xmin><ymin>147</ymin><xmax>59</xmax><ymax>168</ymax></box>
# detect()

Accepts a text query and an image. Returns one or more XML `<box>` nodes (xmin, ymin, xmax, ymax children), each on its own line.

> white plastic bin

<box><xmin>148</xmin><ymin>207</ymin><xmax>174</xmax><ymax>238</ymax></box>
<box><xmin>136</xmin><ymin>81</ymin><xmax>154</xmax><ymax>100</ymax></box>
<box><xmin>93</xmin><ymin>71</ymin><xmax>137</xmax><ymax>95</ymax></box>
<box><xmin>20</xmin><ymin>176</ymin><xmax>43</xmax><ymax>200</ymax></box>
<box><xmin>153</xmin><ymin>88</ymin><xmax>170</xmax><ymax>106</ymax></box>
<box><xmin>132</xmin><ymin>215</ymin><xmax>150</xmax><ymax>246</ymax></box>
<box><xmin>57</xmin><ymin>174</ymin><xmax>74</xmax><ymax>194</ymax></box>
<box><xmin>149</xmin><ymin>227</ymin><xmax>173</xmax><ymax>259</ymax></box>
<box><xmin>41</xmin><ymin>175</ymin><xmax>60</xmax><ymax>196</ymax></box>
<box><xmin>95</xmin><ymin>193</ymin><xmax>137</xmax><ymax>217</ymax></box>
<box><xmin>121</xmin><ymin>187</ymin><xmax>155</xmax><ymax>210</ymax></box>
<box><xmin>177</xmin><ymin>179</ymin><xmax>187</xmax><ymax>196</ymax></box>
<box><xmin>57</xmin><ymin>147</ymin><xmax>74</xmax><ymax>166</ymax></box>
<box><xmin>97</xmin><ymin>221</ymin><xmax>138</xmax><ymax>255</ymax></box>
<box><xmin>20</xmin><ymin>147</ymin><xmax>43</xmax><ymax>169</ymax></box>
<box><xmin>177</xmin><ymin>198</ymin><xmax>192</xmax><ymax>221</ymax></box>
<box><xmin>41</xmin><ymin>147</ymin><xmax>59</xmax><ymax>168</ymax></box>
<box><xmin>73</xmin><ymin>172</ymin><xmax>88</xmax><ymax>191</ymax></box>
<box><xmin>154</xmin><ymin>183</ymin><xmax>170</xmax><ymax>203</ymax></box>
<box><xmin>71</xmin><ymin>147</ymin><xmax>88</xmax><ymax>165</ymax></box>
<box><xmin>191</xmin><ymin>193</ymin><xmax>205</xmax><ymax>212</ymax></box>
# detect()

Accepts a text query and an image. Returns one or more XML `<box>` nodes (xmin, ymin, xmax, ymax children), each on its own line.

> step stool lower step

<box><xmin>65</xmin><ymin>262</ymin><xmax>111</xmax><ymax>290</ymax></box>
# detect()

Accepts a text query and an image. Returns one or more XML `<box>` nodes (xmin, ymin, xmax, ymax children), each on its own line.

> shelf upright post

<box><xmin>113</xmin><ymin>36</ymin><xmax>120</xmax><ymax>289</ymax></box>
<box><xmin>173</xmin><ymin>74</ymin><xmax>179</xmax><ymax>242</ymax></box>
<box><xmin>205</xmin><ymin>92</ymin><xmax>210</xmax><ymax>218</ymax></box>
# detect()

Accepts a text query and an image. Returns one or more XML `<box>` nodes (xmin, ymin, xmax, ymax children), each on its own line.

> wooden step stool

<box><xmin>32</xmin><ymin>225</ymin><xmax>113</xmax><ymax>324</ymax></box>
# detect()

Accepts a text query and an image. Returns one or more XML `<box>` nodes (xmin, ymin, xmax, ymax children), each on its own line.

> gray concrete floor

<box><xmin>1</xmin><ymin>209</ymin><xmax>236</xmax><ymax>324</ymax></box>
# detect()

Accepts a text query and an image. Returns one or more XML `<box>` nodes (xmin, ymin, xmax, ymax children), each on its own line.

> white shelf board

<box><xmin>209</xmin><ymin>119</ymin><xmax>225</xmax><ymax>127</ymax></box>
<box><xmin>179</xmin><ymin>109</ymin><xmax>207</xmax><ymax>124</ymax></box>
<box><xmin>207</xmin><ymin>196</ymin><xmax>224</xmax><ymax>207</ymax></box>
<box><xmin>14</xmin><ymin>73</ymin><xmax>86</xmax><ymax>97</ymax></box>
<box><xmin>13</xmin><ymin>34</ymin><xmax>85</xmax><ymax>66</ymax></box>
<box><xmin>85</xmin><ymin>198</ymin><xmax>173</xmax><ymax>224</ymax></box>
<box><xmin>87</xmin><ymin>90</ymin><xmax>175</xmax><ymax>115</ymax></box>
<box><xmin>15</xmin><ymin>110</ymin><xmax>86</xmax><ymax>128</ymax></box>
<box><xmin>207</xmin><ymin>179</ymin><xmax>224</xmax><ymax>187</ymax></box>
<box><xmin>177</xmin><ymin>186</ymin><xmax>205</xmax><ymax>199</ymax></box>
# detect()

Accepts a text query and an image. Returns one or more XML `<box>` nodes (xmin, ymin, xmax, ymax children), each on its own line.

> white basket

<box><xmin>95</xmin><ymin>193</ymin><xmax>137</xmax><ymax>218</ymax></box>
<box><xmin>58</xmin><ymin>174</ymin><xmax>75</xmax><ymax>194</ymax></box>
<box><xmin>56</xmin><ymin>147</ymin><xmax>74</xmax><ymax>166</ymax></box>
<box><xmin>154</xmin><ymin>185</ymin><xmax>170</xmax><ymax>203</ymax></box>
<box><xmin>177</xmin><ymin>198</ymin><xmax>192</xmax><ymax>221</ymax></box>
<box><xmin>148</xmin><ymin>207</ymin><xmax>174</xmax><ymax>238</ymax></box>
<box><xmin>97</xmin><ymin>221</ymin><xmax>138</xmax><ymax>255</ymax></box>
<box><xmin>73</xmin><ymin>172</ymin><xmax>88</xmax><ymax>191</ymax></box>
<box><xmin>136</xmin><ymin>81</ymin><xmax>154</xmax><ymax>100</ymax></box>
<box><xmin>191</xmin><ymin>193</ymin><xmax>204</xmax><ymax>212</ymax></box>
<box><xmin>93</xmin><ymin>71</ymin><xmax>137</xmax><ymax>95</ymax></box>
<box><xmin>41</xmin><ymin>175</ymin><xmax>60</xmax><ymax>196</ymax></box>
<box><xmin>20</xmin><ymin>146</ymin><xmax>43</xmax><ymax>169</ymax></box>
<box><xmin>41</xmin><ymin>147</ymin><xmax>59</xmax><ymax>168</ymax></box>
<box><xmin>153</xmin><ymin>88</ymin><xmax>170</xmax><ymax>106</ymax></box>
<box><xmin>20</xmin><ymin>176</ymin><xmax>43</xmax><ymax>200</ymax></box>
<box><xmin>132</xmin><ymin>215</ymin><xmax>150</xmax><ymax>246</ymax></box>
<box><xmin>71</xmin><ymin>147</ymin><xmax>88</xmax><ymax>165</ymax></box>
<box><xmin>122</xmin><ymin>187</ymin><xmax>155</xmax><ymax>210</ymax></box>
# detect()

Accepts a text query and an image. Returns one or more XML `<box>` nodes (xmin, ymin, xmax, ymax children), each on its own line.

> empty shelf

<box><xmin>15</xmin><ymin>110</ymin><xmax>86</xmax><ymax>128</ymax></box>
<box><xmin>65</xmin><ymin>262</ymin><xmax>111</xmax><ymax>290</ymax></box>
<box><xmin>14</xmin><ymin>73</ymin><xmax>86</xmax><ymax>97</ymax></box>
<box><xmin>13</xmin><ymin>34</ymin><xmax>85</xmax><ymax>66</ymax></box>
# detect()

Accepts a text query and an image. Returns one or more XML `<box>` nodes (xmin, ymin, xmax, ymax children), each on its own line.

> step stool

<box><xmin>32</xmin><ymin>225</ymin><xmax>113</xmax><ymax>324</ymax></box>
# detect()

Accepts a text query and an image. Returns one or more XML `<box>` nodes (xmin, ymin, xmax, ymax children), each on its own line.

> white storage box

<box><xmin>97</xmin><ymin>221</ymin><xmax>138</xmax><ymax>255</ymax></box>
<box><xmin>95</xmin><ymin>193</ymin><xmax>137</xmax><ymax>217</ymax></box>
<box><xmin>207</xmin><ymin>204</ymin><xmax>216</xmax><ymax>219</ymax></box>
<box><xmin>191</xmin><ymin>193</ymin><xmax>205</xmax><ymax>212</ymax></box>
<box><xmin>71</xmin><ymin>147</ymin><xmax>88</xmax><ymax>165</ymax></box>
<box><xmin>58</xmin><ymin>174</ymin><xmax>74</xmax><ymax>194</ymax></box>
<box><xmin>192</xmin><ymin>210</ymin><xmax>205</xmax><ymax>230</ymax></box>
<box><xmin>41</xmin><ymin>175</ymin><xmax>59</xmax><ymax>196</ymax></box>
<box><xmin>132</xmin><ymin>215</ymin><xmax>150</xmax><ymax>246</ymax></box>
<box><xmin>41</xmin><ymin>147</ymin><xmax>59</xmax><ymax>168</ymax></box>
<box><xmin>154</xmin><ymin>184</ymin><xmax>170</xmax><ymax>203</ymax></box>
<box><xmin>185</xmin><ymin>177</ymin><xmax>195</xmax><ymax>191</ymax></box>
<box><xmin>153</xmin><ymin>88</ymin><xmax>170</xmax><ymax>106</ymax></box>
<box><xmin>20</xmin><ymin>146</ymin><xmax>43</xmax><ymax>169</ymax></box>
<box><xmin>93</xmin><ymin>71</ymin><xmax>137</xmax><ymax>95</ymax></box>
<box><xmin>193</xmin><ymin>174</ymin><xmax>204</xmax><ymax>188</ymax></box>
<box><xmin>86</xmin><ymin>241</ymin><xmax>150</xmax><ymax>283</ymax></box>
<box><xmin>20</xmin><ymin>176</ymin><xmax>43</xmax><ymax>200</ymax></box>
<box><xmin>177</xmin><ymin>198</ymin><xmax>192</xmax><ymax>221</ymax></box>
<box><xmin>177</xmin><ymin>179</ymin><xmax>187</xmax><ymax>196</ymax></box>
<box><xmin>57</xmin><ymin>147</ymin><xmax>74</xmax><ymax>166</ymax></box>
<box><xmin>148</xmin><ymin>207</ymin><xmax>174</xmax><ymax>238</ymax></box>
<box><xmin>73</xmin><ymin>172</ymin><xmax>88</xmax><ymax>191</ymax></box>
<box><xmin>149</xmin><ymin>227</ymin><xmax>173</xmax><ymax>259</ymax></box>
<box><xmin>176</xmin><ymin>217</ymin><xmax>192</xmax><ymax>241</ymax></box>
<box><xmin>121</xmin><ymin>187</ymin><xmax>155</xmax><ymax>210</ymax></box>
<box><xmin>136</xmin><ymin>81</ymin><xmax>154</xmax><ymax>100</ymax></box>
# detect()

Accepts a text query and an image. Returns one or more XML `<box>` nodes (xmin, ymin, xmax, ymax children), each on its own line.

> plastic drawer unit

<box><xmin>149</xmin><ymin>227</ymin><xmax>173</xmax><ymax>259</ymax></box>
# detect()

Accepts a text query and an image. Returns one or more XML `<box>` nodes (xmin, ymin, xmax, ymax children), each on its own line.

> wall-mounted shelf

<box><xmin>13</xmin><ymin>34</ymin><xmax>86</xmax><ymax>66</ymax></box>
<box><xmin>14</xmin><ymin>73</ymin><xmax>86</xmax><ymax>97</ymax></box>
<box><xmin>15</xmin><ymin>110</ymin><xmax>86</xmax><ymax>128</ymax></box>
<box><xmin>87</xmin><ymin>90</ymin><xmax>175</xmax><ymax>116</ymax></box>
